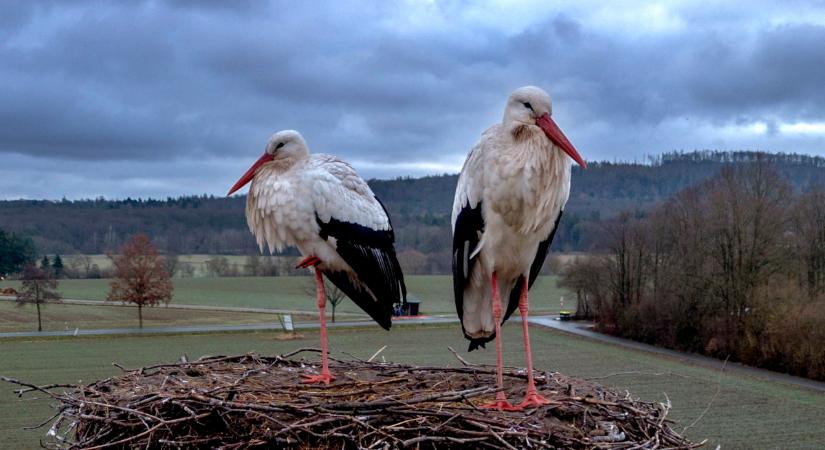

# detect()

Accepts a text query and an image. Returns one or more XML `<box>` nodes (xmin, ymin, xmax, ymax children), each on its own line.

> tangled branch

<box><xmin>3</xmin><ymin>349</ymin><xmax>701</xmax><ymax>449</ymax></box>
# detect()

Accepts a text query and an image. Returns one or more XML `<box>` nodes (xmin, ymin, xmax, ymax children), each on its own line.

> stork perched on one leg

<box><xmin>228</xmin><ymin>130</ymin><xmax>406</xmax><ymax>384</ymax></box>
<box><xmin>452</xmin><ymin>86</ymin><xmax>586</xmax><ymax>410</ymax></box>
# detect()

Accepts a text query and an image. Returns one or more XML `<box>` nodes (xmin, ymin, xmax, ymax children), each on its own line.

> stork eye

<box><xmin>275</xmin><ymin>142</ymin><xmax>285</xmax><ymax>150</ymax></box>
<box><xmin>522</xmin><ymin>102</ymin><xmax>534</xmax><ymax>111</ymax></box>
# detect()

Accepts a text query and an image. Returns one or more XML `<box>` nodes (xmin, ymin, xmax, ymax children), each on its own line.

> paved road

<box><xmin>0</xmin><ymin>296</ymin><xmax>366</xmax><ymax>318</ymax></box>
<box><xmin>529</xmin><ymin>317</ymin><xmax>825</xmax><ymax>393</ymax></box>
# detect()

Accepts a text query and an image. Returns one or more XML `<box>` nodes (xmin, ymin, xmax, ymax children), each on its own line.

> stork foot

<box><xmin>296</xmin><ymin>256</ymin><xmax>321</xmax><ymax>269</ymax></box>
<box><xmin>479</xmin><ymin>392</ymin><xmax>520</xmax><ymax>411</ymax></box>
<box><xmin>517</xmin><ymin>389</ymin><xmax>553</xmax><ymax>409</ymax></box>
<box><xmin>302</xmin><ymin>373</ymin><xmax>335</xmax><ymax>385</ymax></box>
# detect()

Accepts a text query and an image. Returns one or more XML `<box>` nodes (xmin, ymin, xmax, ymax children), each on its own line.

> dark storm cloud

<box><xmin>1</xmin><ymin>0</ymin><xmax>825</xmax><ymax>198</ymax></box>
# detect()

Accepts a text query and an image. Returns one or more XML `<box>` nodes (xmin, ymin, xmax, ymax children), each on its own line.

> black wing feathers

<box><xmin>452</xmin><ymin>201</ymin><xmax>485</xmax><ymax>348</ymax></box>
<box><xmin>315</xmin><ymin>197</ymin><xmax>406</xmax><ymax>330</ymax></box>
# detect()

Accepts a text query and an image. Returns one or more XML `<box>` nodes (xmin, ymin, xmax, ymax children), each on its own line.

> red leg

<box><xmin>303</xmin><ymin>267</ymin><xmax>335</xmax><ymax>385</ymax></box>
<box><xmin>480</xmin><ymin>271</ymin><xmax>518</xmax><ymax>411</ymax></box>
<box><xmin>516</xmin><ymin>276</ymin><xmax>552</xmax><ymax>408</ymax></box>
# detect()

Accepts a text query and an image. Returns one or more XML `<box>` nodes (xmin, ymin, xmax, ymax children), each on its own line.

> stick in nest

<box><xmin>2</xmin><ymin>351</ymin><xmax>702</xmax><ymax>450</ymax></box>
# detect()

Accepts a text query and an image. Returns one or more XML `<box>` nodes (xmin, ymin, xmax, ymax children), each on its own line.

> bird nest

<box><xmin>7</xmin><ymin>349</ymin><xmax>701</xmax><ymax>449</ymax></box>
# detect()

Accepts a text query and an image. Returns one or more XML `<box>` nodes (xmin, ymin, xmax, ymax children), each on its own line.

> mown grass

<box><xmin>1</xmin><ymin>275</ymin><xmax>574</xmax><ymax>316</ymax></box>
<box><xmin>0</xmin><ymin>302</ymin><xmax>308</xmax><ymax>333</ymax></box>
<box><xmin>1</xmin><ymin>325</ymin><xmax>824</xmax><ymax>449</ymax></box>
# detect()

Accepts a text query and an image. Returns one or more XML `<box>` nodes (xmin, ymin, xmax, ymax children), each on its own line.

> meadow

<box><xmin>1</xmin><ymin>325</ymin><xmax>824</xmax><ymax>449</ymax></box>
<box><xmin>1</xmin><ymin>275</ymin><xmax>574</xmax><ymax>317</ymax></box>
<box><xmin>0</xmin><ymin>301</ymin><xmax>309</xmax><ymax>333</ymax></box>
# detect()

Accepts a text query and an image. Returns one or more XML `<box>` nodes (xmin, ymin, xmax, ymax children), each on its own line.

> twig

<box><xmin>367</xmin><ymin>345</ymin><xmax>387</xmax><ymax>363</ymax></box>
<box><xmin>2</xmin><ymin>350</ymin><xmax>699</xmax><ymax>449</ymax></box>
<box><xmin>447</xmin><ymin>346</ymin><xmax>475</xmax><ymax>367</ymax></box>
<box><xmin>681</xmin><ymin>356</ymin><xmax>728</xmax><ymax>435</ymax></box>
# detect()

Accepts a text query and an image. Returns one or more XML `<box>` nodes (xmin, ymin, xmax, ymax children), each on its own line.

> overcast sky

<box><xmin>2</xmin><ymin>0</ymin><xmax>825</xmax><ymax>199</ymax></box>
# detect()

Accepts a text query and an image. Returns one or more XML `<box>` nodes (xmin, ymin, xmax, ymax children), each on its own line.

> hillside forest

<box><xmin>2</xmin><ymin>151</ymin><xmax>825</xmax><ymax>277</ymax></box>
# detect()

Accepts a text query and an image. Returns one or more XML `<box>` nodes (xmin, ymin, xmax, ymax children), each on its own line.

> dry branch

<box><xmin>3</xmin><ymin>350</ymin><xmax>701</xmax><ymax>449</ymax></box>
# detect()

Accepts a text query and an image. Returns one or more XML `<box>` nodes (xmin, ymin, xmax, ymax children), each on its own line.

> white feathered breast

<box><xmin>246</xmin><ymin>155</ymin><xmax>390</xmax><ymax>255</ymax></box>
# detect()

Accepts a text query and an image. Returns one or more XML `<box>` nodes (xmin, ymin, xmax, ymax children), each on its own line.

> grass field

<box><xmin>2</xmin><ymin>325</ymin><xmax>824</xmax><ymax>449</ymax></box>
<box><xmin>0</xmin><ymin>301</ymin><xmax>312</xmax><ymax>333</ymax></box>
<box><xmin>0</xmin><ymin>275</ymin><xmax>574</xmax><ymax>316</ymax></box>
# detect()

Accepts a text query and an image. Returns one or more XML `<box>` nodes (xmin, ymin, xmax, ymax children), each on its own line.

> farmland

<box><xmin>0</xmin><ymin>275</ymin><xmax>574</xmax><ymax>316</ymax></box>
<box><xmin>2</xmin><ymin>325</ymin><xmax>824</xmax><ymax>449</ymax></box>
<box><xmin>0</xmin><ymin>301</ymin><xmax>309</xmax><ymax>333</ymax></box>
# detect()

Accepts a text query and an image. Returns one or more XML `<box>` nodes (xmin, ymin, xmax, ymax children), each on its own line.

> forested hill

<box><xmin>2</xmin><ymin>151</ymin><xmax>824</xmax><ymax>261</ymax></box>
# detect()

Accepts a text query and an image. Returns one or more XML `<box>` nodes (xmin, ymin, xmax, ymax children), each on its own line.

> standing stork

<box><xmin>452</xmin><ymin>86</ymin><xmax>586</xmax><ymax>410</ymax></box>
<box><xmin>228</xmin><ymin>130</ymin><xmax>406</xmax><ymax>384</ymax></box>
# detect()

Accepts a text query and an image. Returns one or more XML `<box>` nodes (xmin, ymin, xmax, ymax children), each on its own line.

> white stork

<box><xmin>228</xmin><ymin>130</ymin><xmax>406</xmax><ymax>384</ymax></box>
<box><xmin>452</xmin><ymin>86</ymin><xmax>586</xmax><ymax>410</ymax></box>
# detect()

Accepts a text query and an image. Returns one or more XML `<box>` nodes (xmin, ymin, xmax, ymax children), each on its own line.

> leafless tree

<box><xmin>164</xmin><ymin>254</ymin><xmax>180</xmax><ymax>278</ymax></box>
<box><xmin>178</xmin><ymin>262</ymin><xmax>196</xmax><ymax>278</ymax></box>
<box><xmin>303</xmin><ymin>274</ymin><xmax>346</xmax><ymax>322</ymax></box>
<box><xmin>557</xmin><ymin>256</ymin><xmax>607</xmax><ymax>321</ymax></box>
<box><xmin>80</xmin><ymin>255</ymin><xmax>93</xmax><ymax>278</ymax></box>
<box><xmin>15</xmin><ymin>264</ymin><xmax>61</xmax><ymax>332</ymax></box>
<box><xmin>206</xmin><ymin>256</ymin><xmax>239</xmax><ymax>277</ymax></box>
<box><xmin>792</xmin><ymin>186</ymin><xmax>825</xmax><ymax>300</ymax></box>
<box><xmin>245</xmin><ymin>254</ymin><xmax>262</xmax><ymax>276</ymax></box>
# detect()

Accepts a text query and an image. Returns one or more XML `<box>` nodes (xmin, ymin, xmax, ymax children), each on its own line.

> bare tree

<box><xmin>178</xmin><ymin>262</ymin><xmax>196</xmax><ymax>278</ymax></box>
<box><xmin>703</xmin><ymin>164</ymin><xmax>790</xmax><ymax>350</ymax></box>
<box><xmin>792</xmin><ymin>186</ymin><xmax>825</xmax><ymax>300</ymax></box>
<box><xmin>107</xmin><ymin>234</ymin><xmax>173</xmax><ymax>328</ymax></box>
<box><xmin>206</xmin><ymin>256</ymin><xmax>236</xmax><ymax>277</ymax></box>
<box><xmin>304</xmin><ymin>275</ymin><xmax>346</xmax><ymax>322</ymax></box>
<box><xmin>15</xmin><ymin>264</ymin><xmax>61</xmax><ymax>332</ymax></box>
<box><xmin>164</xmin><ymin>254</ymin><xmax>180</xmax><ymax>278</ymax></box>
<box><xmin>557</xmin><ymin>256</ymin><xmax>607</xmax><ymax>321</ymax></box>
<box><xmin>80</xmin><ymin>255</ymin><xmax>93</xmax><ymax>278</ymax></box>
<box><xmin>245</xmin><ymin>254</ymin><xmax>262</xmax><ymax>276</ymax></box>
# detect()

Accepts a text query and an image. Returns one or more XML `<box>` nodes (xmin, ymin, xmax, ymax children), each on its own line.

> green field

<box><xmin>0</xmin><ymin>301</ymin><xmax>312</xmax><ymax>333</ymax></box>
<box><xmin>2</xmin><ymin>325</ymin><xmax>824</xmax><ymax>449</ymax></box>
<box><xmin>1</xmin><ymin>275</ymin><xmax>574</xmax><ymax>316</ymax></box>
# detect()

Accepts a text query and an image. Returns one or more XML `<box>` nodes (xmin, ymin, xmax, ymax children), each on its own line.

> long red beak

<box><xmin>536</xmin><ymin>113</ymin><xmax>586</xmax><ymax>169</ymax></box>
<box><xmin>227</xmin><ymin>153</ymin><xmax>274</xmax><ymax>196</ymax></box>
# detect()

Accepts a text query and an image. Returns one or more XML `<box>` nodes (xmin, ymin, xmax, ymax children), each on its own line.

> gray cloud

<box><xmin>1</xmin><ymin>0</ymin><xmax>825</xmax><ymax>198</ymax></box>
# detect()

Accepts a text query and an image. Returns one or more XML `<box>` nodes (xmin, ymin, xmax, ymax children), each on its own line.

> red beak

<box><xmin>227</xmin><ymin>153</ymin><xmax>274</xmax><ymax>196</ymax></box>
<box><xmin>536</xmin><ymin>113</ymin><xmax>586</xmax><ymax>169</ymax></box>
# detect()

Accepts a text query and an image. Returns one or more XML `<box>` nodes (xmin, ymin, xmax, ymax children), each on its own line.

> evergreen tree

<box><xmin>52</xmin><ymin>254</ymin><xmax>64</xmax><ymax>278</ymax></box>
<box><xmin>0</xmin><ymin>229</ymin><xmax>36</xmax><ymax>276</ymax></box>
<box><xmin>40</xmin><ymin>255</ymin><xmax>51</xmax><ymax>271</ymax></box>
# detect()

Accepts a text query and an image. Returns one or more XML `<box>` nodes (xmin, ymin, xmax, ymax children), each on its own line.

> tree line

<box><xmin>561</xmin><ymin>160</ymin><xmax>825</xmax><ymax>380</ymax></box>
<box><xmin>1</xmin><ymin>150</ymin><xmax>824</xmax><ymax>275</ymax></box>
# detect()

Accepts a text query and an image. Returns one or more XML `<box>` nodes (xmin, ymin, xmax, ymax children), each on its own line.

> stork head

<box><xmin>227</xmin><ymin>130</ymin><xmax>309</xmax><ymax>196</ymax></box>
<box><xmin>503</xmin><ymin>86</ymin><xmax>586</xmax><ymax>168</ymax></box>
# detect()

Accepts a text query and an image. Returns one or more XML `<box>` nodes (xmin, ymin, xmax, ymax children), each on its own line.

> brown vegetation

<box><xmin>106</xmin><ymin>234</ymin><xmax>173</xmax><ymax>328</ymax></box>
<box><xmin>561</xmin><ymin>161</ymin><xmax>825</xmax><ymax>380</ymax></box>
<box><xmin>8</xmin><ymin>350</ymin><xmax>698</xmax><ymax>449</ymax></box>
